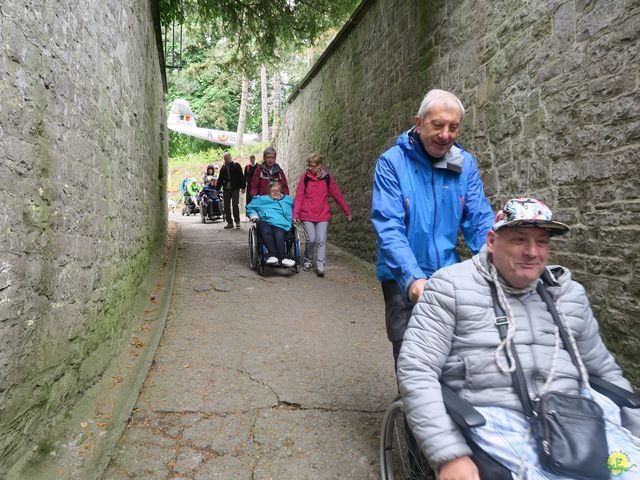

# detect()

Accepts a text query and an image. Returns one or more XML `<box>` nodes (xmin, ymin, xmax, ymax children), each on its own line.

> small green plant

<box><xmin>35</xmin><ymin>438</ymin><xmax>56</xmax><ymax>457</ymax></box>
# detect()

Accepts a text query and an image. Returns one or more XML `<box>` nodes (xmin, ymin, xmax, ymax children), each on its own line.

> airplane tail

<box><xmin>168</xmin><ymin>99</ymin><xmax>198</xmax><ymax>128</ymax></box>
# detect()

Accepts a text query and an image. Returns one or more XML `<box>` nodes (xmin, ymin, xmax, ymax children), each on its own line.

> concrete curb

<box><xmin>8</xmin><ymin>221</ymin><xmax>181</xmax><ymax>480</ymax></box>
<box><xmin>90</xmin><ymin>221</ymin><xmax>181</xmax><ymax>479</ymax></box>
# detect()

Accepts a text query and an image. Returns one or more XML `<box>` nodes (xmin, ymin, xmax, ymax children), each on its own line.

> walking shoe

<box><xmin>235</xmin><ymin>223</ymin><xmax>241</xmax><ymax>228</ymax></box>
<box><xmin>316</xmin><ymin>268</ymin><xmax>325</xmax><ymax>278</ymax></box>
<box><xmin>266</xmin><ymin>256</ymin><xmax>279</xmax><ymax>265</ymax></box>
<box><xmin>224</xmin><ymin>223</ymin><xmax>234</xmax><ymax>229</ymax></box>
<box><xmin>281</xmin><ymin>258</ymin><xmax>295</xmax><ymax>268</ymax></box>
<box><xmin>303</xmin><ymin>262</ymin><xmax>312</xmax><ymax>271</ymax></box>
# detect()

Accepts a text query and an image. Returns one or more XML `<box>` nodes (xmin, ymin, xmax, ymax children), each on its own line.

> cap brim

<box><xmin>495</xmin><ymin>219</ymin><xmax>570</xmax><ymax>236</ymax></box>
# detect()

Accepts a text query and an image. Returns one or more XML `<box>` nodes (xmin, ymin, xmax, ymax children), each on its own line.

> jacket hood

<box><xmin>397</xmin><ymin>128</ymin><xmax>465</xmax><ymax>173</ymax></box>
<box><xmin>305</xmin><ymin>167</ymin><xmax>329</xmax><ymax>179</ymax></box>
<box><xmin>260</xmin><ymin>162</ymin><xmax>281</xmax><ymax>173</ymax></box>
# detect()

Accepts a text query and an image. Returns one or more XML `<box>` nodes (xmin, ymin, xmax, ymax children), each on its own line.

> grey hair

<box><xmin>417</xmin><ymin>89</ymin><xmax>465</xmax><ymax>121</ymax></box>
<box><xmin>268</xmin><ymin>181</ymin><xmax>282</xmax><ymax>193</ymax></box>
<box><xmin>263</xmin><ymin>146</ymin><xmax>277</xmax><ymax>160</ymax></box>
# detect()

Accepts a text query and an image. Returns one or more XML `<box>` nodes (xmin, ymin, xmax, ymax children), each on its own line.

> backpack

<box><xmin>303</xmin><ymin>173</ymin><xmax>330</xmax><ymax>192</ymax></box>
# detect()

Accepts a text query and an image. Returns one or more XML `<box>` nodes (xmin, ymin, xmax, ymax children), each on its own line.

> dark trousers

<box><xmin>381</xmin><ymin>280</ymin><xmax>414</xmax><ymax>369</ymax></box>
<box><xmin>203</xmin><ymin>198</ymin><xmax>221</xmax><ymax>217</ymax></box>
<box><xmin>223</xmin><ymin>189</ymin><xmax>240</xmax><ymax>224</ymax></box>
<box><xmin>257</xmin><ymin>221</ymin><xmax>287</xmax><ymax>261</ymax></box>
<box><xmin>382</xmin><ymin>280</ymin><xmax>427</xmax><ymax>477</ymax></box>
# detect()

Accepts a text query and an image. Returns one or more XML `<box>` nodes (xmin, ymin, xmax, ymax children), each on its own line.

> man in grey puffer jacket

<box><xmin>397</xmin><ymin>197</ymin><xmax>640</xmax><ymax>480</ymax></box>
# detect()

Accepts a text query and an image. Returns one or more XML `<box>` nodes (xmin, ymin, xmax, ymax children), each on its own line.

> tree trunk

<box><xmin>270</xmin><ymin>71</ymin><xmax>280</xmax><ymax>141</ymax></box>
<box><xmin>236</xmin><ymin>73</ymin><xmax>249</xmax><ymax>152</ymax></box>
<box><xmin>260</xmin><ymin>65</ymin><xmax>269</xmax><ymax>142</ymax></box>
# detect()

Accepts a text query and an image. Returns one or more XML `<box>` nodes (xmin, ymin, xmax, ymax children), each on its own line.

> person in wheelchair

<box><xmin>397</xmin><ymin>198</ymin><xmax>640</xmax><ymax>480</ymax></box>
<box><xmin>199</xmin><ymin>175</ymin><xmax>222</xmax><ymax>219</ymax></box>
<box><xmin>246</xmin><ymin>181</ymin><xmax>296</xmax><ymax>268</ymax></box>
<box><xmin>182</xmin><ymin>178</ymin><xmax>202</xmax><ymax>216</ymax></box>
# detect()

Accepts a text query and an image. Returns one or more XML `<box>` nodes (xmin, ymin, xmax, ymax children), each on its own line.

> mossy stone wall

<box><xmin>0</xmin><ymin>0</ymin><xmax>167</xmax><ymax>473</ymax></box>
<box><xmin>276</xmin><ymin>0</ymin><xmax>640</xmax><ymax>387</ymax></box>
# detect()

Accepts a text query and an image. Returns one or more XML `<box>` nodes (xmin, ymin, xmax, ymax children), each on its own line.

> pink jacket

<box><xmin>293</xmin><ymin>169</ymin><xmax>351</xmax><ymax>222</ymax></box>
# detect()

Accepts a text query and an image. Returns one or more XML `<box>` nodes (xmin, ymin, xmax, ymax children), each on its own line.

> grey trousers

<box><xmin>302</xmin><ymin>221</ymin><xmax>328</xmax><ymax>268</ymax></box>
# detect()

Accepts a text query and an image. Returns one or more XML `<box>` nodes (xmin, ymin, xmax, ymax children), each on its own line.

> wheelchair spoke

<box><xmin>381</xmin><ymin>399</ymin><xmax>433</xmax><ymax>480</ymax></box>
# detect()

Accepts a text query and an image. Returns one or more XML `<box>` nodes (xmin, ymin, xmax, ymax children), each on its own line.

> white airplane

<box><xmin>167</xmin><ymin>99</ymin><xmax>261</xmax><ymax>146</ymax></box>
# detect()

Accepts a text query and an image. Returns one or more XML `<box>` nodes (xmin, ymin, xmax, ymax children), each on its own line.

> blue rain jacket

<box><xmin>371</xmin><ymin>129</ymin><xmax>494</xmax><ymax>295</ymax></box>
<box><xmin>246</xmin><ymin>194</ymin><xmax>294</xmax><ymax>231</ymax></box>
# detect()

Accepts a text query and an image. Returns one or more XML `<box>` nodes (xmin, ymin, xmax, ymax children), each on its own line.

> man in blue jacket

<box><xmin>371</xmin><ymin>89</ymin><xmax>494</xmax><ymax>365</ymax></box>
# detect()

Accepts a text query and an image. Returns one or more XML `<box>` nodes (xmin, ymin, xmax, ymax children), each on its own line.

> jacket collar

<box><xmin>404</xmin><ymin>128</ymin><xmax>463</xmax><ymax>174</ymax></box>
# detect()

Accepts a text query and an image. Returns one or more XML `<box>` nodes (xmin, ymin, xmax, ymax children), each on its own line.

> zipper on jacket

<box><xmin>431</xmin><ymin>171</ymin><xmax>441</xmax><ymax>271</ymax></box>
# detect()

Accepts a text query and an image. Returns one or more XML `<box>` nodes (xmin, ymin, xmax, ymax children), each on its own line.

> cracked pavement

<box><xmin>102</xmin><ymin>215</ymin><xmax>396</xmax><ymax>479</ymax></box>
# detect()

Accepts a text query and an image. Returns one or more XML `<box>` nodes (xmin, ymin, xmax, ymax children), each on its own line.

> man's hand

<box><xmin>346</xmin><ymin>213</ymin><xmax>352</xmax><ymax>222</ymax></box>
<box><xmin>439</xmin><ymin>456</ymin><xmax>480</xmax><ymax>480</ymax></box>
<box><xmin>241</xmin><ymin>189</ymin><xmax>245</xmax><ymax>194</ymax></box>
<box><xmin>250</xmin><ymin>216</ymin><xmax>258</xmax><ymax>223</ymax></box>
<box><xmin>408</xmin><ymin>278</ymin><xmax>428</xmax><ymax>304</ymax></box>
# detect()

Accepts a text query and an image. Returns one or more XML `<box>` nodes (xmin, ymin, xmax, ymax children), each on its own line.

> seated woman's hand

<box><xmin>250</xmin><ymin>216</ymin><xmax>259</xmax><ymax>223</ymax></box>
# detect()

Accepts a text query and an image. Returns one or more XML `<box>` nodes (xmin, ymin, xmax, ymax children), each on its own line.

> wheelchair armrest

<box><xmin>441</xmin><ymin>384</ymin><xmax>486</xmax><ymax>428</ymax></box>
<box><xmin>590</xmin><ymin>376</ymin><xmax>640</xmax><ymax>409</ymax></box>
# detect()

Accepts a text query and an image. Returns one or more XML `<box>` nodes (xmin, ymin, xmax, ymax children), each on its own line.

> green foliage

<box><xmin>162</xmin><ymin>0</ymin><xmax>360</xmax><ymax>157</ymax></box>
<box><xmin>160</xmin><ymin>0</ymin><xmax>360</xmax><ymax>68</ymax></box>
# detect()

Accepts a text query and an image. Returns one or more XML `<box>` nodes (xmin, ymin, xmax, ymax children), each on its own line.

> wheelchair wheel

<box><xmin>380</xmin><ymin>398</ymin><xmax>433</xmax><ymax>480</ymax></box>
<box><xmin>248</xmin><ymin>226</ymin><xmax>259</xmax><ymax>270</ymax></box>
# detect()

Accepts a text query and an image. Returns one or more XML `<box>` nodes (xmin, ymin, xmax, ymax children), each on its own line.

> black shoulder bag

<box><xmin>489</xmin><ymin>278</ymin><xmax>610</xmax><ymax>480</ymax></box>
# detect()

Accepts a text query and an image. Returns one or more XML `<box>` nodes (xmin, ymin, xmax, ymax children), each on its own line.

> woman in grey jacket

<box><xmin>397</xmin><ymin>198</ymin><xmax>640</xmax><ymax>480</ymax></box>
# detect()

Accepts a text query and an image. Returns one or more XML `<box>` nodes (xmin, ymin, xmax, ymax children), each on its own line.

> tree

<box><xmin>260</xmin><ymin>65</ymin><xmax>269</xmax><ymax>142</ymax></box>
<box><xmin>271</xmin><ymin>71</ymin><xmax>281</xmax><ymax>140</ymax></box>
<box><xmin>160</xmin><ymin>0</ymin><xmax>360</xmax><ymax>68</ymax></box>
<box><xmin>236</xmin><ymin>73</ymin><xmax>249</xmax><ymax>152</ymax></box>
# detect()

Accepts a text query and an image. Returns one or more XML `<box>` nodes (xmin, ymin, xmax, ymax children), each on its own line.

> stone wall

<box><xmin>276</xmin><ymin>0</ymin><xmax>640</xmax><ymax>385</ymax></box>
<box><xmin>0</xmin><ymin>0</ymin><xmax>167</xmax><ymax>473</ymax></box>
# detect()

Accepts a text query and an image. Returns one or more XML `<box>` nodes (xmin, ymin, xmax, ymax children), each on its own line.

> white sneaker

<box><xmin>281</xmin><ymin>258</ymin><xmax>295</xmax><ymax>268</ymax></box>
<box><xmin>266</xmin><ymin>256</ymin><xmax>279</xmax><ymax>265</ymax></box>
<box><xmin>303</xmin><ymin>261</ymin><xmax>312</xmax><ymax>271</ymax></box>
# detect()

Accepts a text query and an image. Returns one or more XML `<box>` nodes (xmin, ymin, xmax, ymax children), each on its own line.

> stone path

<box><xmin>102</xmin><ymin>215</ymin><xmax>396</xmax><ymax>479</ymax></box>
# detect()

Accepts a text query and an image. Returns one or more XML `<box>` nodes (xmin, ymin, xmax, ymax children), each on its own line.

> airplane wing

<box><xmin>167</xmin><ymin>99</ymin><xmax>261</xmax><ymax>146</ymax></box>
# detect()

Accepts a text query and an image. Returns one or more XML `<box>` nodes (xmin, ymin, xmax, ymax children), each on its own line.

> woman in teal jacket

<box><xmin>246</xmin><ymin>181</ymin><xmax>295</xmax><ymax>267</ymax></box>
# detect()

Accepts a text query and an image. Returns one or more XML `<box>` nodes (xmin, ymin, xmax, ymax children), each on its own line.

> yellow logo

<box><xmin>607</xmin><ymin>450</ymin><xmax>637</xmax><ymax>477</ymax></box>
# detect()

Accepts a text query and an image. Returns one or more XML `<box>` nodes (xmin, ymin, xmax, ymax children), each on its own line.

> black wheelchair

<box><xmin>380</xmin><ymin>378</ymin><xmax>640</xmax><ymax>479</ymax></box>
<box><xmin>248</xmin><ymin>222</ymin><xmax>301</xmax><ymax>275</ymax></box>
<box><xmin>181</xmin><ymin>193</ymin><xmax>200</xmax><ymax>216</ymax></box>
<box><xmin>199</xmin><ymin>194</ymin><xmax>224</xmax><ymax>224</ymax></box>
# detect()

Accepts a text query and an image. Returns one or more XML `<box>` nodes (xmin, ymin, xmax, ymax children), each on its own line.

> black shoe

<box><xmin>235</xmin><ymin>223</ymin><xmax>241</xmax><ymax>228</ymax></box>
<box><xmin>224</xmin><ymin>223</ymin><xmax>234</xmax><ymax>229</ymax></box>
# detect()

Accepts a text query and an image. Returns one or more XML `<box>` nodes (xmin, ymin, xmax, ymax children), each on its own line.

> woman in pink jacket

<box><xmin>293</xmin><ymin>153</ymin><xmax>352</xmax><ymax>277</ymax></box>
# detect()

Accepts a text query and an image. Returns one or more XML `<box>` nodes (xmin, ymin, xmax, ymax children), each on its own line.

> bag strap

<box><xmin>489</xmin><ymin>281</ymin><xmax>535</xmax><ymax>417</ymax></box>
<box><xmin>303</xmin><ymin>173</ymin><xmax>330</xmax><ymax>191</ymax></box>
<box><xmin>536</xmin><ymin>273</ymin><xmax>589</xmax><ymax>390</ymax></box>
<box><xmin>489</xmin><ymin>273</ymin><xmax>589</xmax><ymax>416</ymax></box>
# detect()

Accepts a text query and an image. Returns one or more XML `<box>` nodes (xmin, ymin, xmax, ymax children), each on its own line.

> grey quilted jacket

<box><xmin>397</xmin><ymin>245</ymin><xmax>640</xmax><ymax>468</ymax></box>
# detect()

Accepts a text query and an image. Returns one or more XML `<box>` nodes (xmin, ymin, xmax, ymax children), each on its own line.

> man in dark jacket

<box><xmin>216</xmin><ymin>152</ymin><xmax>245</xmax><ymax>229</ymax></box>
